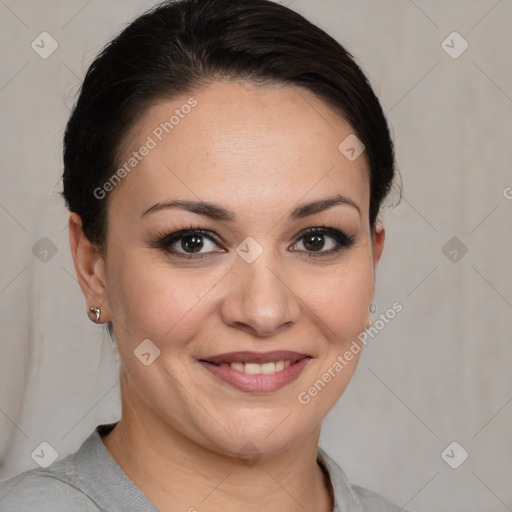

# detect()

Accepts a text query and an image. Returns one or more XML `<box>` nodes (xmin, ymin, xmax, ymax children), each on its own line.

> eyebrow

<box><xmin>141</xmin><ymin>193</ymin><xmax>361</xmax><ymax>221</ymax></box>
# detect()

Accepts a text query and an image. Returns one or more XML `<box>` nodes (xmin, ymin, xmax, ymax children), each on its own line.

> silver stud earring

<box><xmin>89</xmin><ymin>306</ymin><xmax>101</xmax><ymax>324</ymax></box>
<box><xmin>369</xmin><ymin>303</ymin><xmax>376</xmax><ymax>314</ymax></box>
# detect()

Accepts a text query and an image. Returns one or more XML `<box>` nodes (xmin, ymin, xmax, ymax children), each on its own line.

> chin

<box><xmin>186</xmin><ymin>404</ymin><xmax>321</xmax><ymax>460</ymax></box>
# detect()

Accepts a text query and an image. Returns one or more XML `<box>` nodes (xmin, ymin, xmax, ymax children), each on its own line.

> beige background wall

<box><xmin>1</xmin><ymin>1</ymin><xmax>511</xmax><ymax>510</ymax></box>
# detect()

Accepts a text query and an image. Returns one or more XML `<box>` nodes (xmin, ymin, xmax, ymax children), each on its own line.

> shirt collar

<box><xmin>74</xmin><ymin>423</ymin><xmax>362</xmax><ymax>512</ymax></box>
<box><xmin>317</xmin><ymin>446</ymin><xmax>364</xmax><ymax>512</ymax></box>
<box><xmin>73</xmin><ymin>422</ymin><xmax>159</xmax><ymax>512</ymax></box>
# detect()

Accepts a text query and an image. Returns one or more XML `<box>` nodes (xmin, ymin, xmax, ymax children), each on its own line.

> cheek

<box><xmin>306</xmin><ymin>254</ymin><xmax>374</xmax><ymax>340</ymax></box>
<box><xmin>106</xmin><ymin>250</ymin><xmax>218</xmax><ymax>342</ymax></box>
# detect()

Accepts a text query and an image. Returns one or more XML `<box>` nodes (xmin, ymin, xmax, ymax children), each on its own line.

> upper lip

<box><xmin>200</xmin><ymin>351</ymin><xmax>311</xmax><ymax>365</ymax></box>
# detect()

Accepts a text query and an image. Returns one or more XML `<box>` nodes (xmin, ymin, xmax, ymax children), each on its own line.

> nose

<box><xmin>220</xmin><ymin>252</ymin><xmax>301</xmax><ymax>337</ymax></box>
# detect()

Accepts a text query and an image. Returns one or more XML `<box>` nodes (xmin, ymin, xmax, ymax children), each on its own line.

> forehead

<box><xmin>108</xmin><ymin>81</ymin><xmax>370</xmax><ymax>221</ymax></box>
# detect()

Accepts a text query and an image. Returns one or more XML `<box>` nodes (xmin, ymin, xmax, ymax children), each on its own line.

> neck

<box><xmin>101</xmin><ymin>391</ymin><xmax>333</xmax><ymax>512</ymax></box>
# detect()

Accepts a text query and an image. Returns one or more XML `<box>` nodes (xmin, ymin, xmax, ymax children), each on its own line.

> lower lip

<box><xmin>199</xmin><ymin>358</ymin><xmax>311</xmax><ymax>393</ymax></box>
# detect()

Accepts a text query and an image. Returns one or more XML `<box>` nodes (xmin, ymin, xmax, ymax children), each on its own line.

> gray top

<box><xmin>0</xmin><ymin>423</ymin><xmax>410</xmax><ymax>511</ymax></box>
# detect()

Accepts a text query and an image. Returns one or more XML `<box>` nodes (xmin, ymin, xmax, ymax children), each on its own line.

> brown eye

<box><xmin>179</xmin><ymin>234</ymin><xmax>205</xmax><ymax>253</ymax></box>
<box><xmin>154</xmin><ymin>228</ymin><xmax>225</xmax><ymax>259</ymax></box>
<box><xmin>302</xmin><ymin>233</ymin><xmax>330</xmax><ymax>251</ymax></box>
<box><xmin>291</xmin><ymin>227</ymin><xmax>355</xmax><ymax>256</ymax></box>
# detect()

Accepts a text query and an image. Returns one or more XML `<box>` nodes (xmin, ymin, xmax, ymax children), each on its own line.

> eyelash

<box><xmin>151</xmin><ymin>224</ymin><xmax>355</xmax><ymax>260</ymax></box>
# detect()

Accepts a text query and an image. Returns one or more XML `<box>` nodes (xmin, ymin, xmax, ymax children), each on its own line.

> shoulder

<box><xmin>352</xmin><ymin>483</ymin><xmax>412</xmax><ymax>512</ymax></box>
<box><xmin>0</xmin><ymin>462</ymin><xmax>100</xmax><ymax>512</ymax></box>
<box><xmin>317</xmin><ymin>446</ymin><xmax>412</xmax><ymax>512</ymax></box>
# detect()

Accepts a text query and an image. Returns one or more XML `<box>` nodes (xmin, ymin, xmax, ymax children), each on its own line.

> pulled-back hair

<box><xmin>62</xmin><ymin>0</ymin><xmax>398</xmax><ymax>338</ymax></box>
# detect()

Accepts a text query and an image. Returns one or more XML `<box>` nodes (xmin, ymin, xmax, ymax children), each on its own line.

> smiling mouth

<box><xmin>198</xmin><ymin>351</ymin><xmax>312</xmax><ymax>392</ymax></box>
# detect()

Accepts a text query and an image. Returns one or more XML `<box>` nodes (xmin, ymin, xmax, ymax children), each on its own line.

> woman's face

<box><xmin>97</xmin><ymin>81</ymin><xmax>384</xmax><ymax>456</ymax></box>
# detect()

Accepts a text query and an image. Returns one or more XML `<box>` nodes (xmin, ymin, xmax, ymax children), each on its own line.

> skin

<box><xmin>69</xmin><ymin>80</ymin><xmax>385</xmax><ymax>512</ymax></box>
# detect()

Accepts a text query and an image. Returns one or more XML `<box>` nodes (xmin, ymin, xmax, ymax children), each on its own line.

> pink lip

<box><xmin>199</xmin><ymin>351</ymin><xmax>312</xmax><ymax>393</ymax></box>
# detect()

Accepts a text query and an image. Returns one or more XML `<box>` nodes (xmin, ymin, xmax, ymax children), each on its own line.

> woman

<box><xmin>0</xmin><ymin>0</ymin><xmax>407</xmax><ymax>510</ymax></box>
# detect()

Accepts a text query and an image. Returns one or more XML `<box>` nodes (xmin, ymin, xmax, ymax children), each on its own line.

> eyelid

<box><xmin>290</xmin><ymin>226</ymin><xmax>355</xmax><ymax>255</ymax></box>
<box><xmin>151</xmin><ymin>228</ymin><xmax>225</xmax><ymax>257</ymax></box>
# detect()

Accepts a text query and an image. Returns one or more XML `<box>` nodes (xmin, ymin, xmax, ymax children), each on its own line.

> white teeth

<box><xmin>244</xmin><ymin>363</ymin><xmax>261</xmax><ymax>375</ymax></box>
<box><xmin>231</xmin><ymin>362</ymin><xmax>245</xmax><ymax>373</ymax></box>
<box><xmin>260</xmin><ymin>362</ymin><xmax>276</xmax><ymax>374</ymax></box>
<box><xmin>229</xmin><ymin>360</ymin><xmax>291</xmax><ymax>375</ymax></box>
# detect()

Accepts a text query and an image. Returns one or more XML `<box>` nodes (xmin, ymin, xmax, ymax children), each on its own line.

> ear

<box><xmin>371</xmin><ymin>219</ymin><xmax>385</xmax><ymax>270</ymax></box>
<box><xmin>68</xmin><ymin>212</ymin><xmax>110</xmax><ymax>323</ymax></box>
